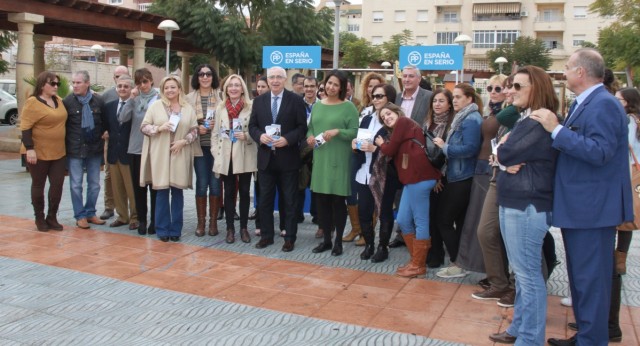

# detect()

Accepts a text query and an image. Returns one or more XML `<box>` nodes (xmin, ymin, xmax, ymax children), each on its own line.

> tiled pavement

<box><xmin>0</xmin><ymin>152</ymin><xmax>639</xmax><ymax>345</ymax></box>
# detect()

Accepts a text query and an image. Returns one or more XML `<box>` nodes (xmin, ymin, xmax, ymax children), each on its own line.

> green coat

<box><xmin>307</xmin><ymin>101</ymin><xmax>359</xmax><ymax>196</ymax></box>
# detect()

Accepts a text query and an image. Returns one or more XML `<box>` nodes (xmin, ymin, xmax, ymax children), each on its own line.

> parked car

<box><xmin>0</xmin><ymin>89</ymin><xmax>18</xmax><ymax>125</ymax></box>
<box><xmin>0</xmin><ymin>79</ymin><xmax>16</xmax><ymax>96</ymax></box>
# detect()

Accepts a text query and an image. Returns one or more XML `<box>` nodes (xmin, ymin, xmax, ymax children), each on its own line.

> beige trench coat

<box><xmin>140</xmin><ymin>100</ymin><xmax>198</xmax><ymax>190</ymax></box>
<box><xmin>211</xmin><ymin>102</ymin><xmax>257</xmax><ymax>177</ymax></box>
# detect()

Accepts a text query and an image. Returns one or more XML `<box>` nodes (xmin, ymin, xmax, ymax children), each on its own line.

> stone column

<box><xmin>33</xmin><ymin>34</ymin><xmax>52</xmax><ymax>77</ymax></box>
<box><xmin>116</xmin><ymin>44</ymin><xmax>133</xmax><ymax>69</ymax></box>
<box><xmin>177</xmin><ymin>51</ymin><xmax>192</xmax><ymax>93</ymax></box>
<box><xmin>209</xmin><ymin>56</ymin><xmax>220</xmax><ymax>78</ymax></box>
<box><xmin>126</xmin><ymin>31</ymin><xmax>153</xmax><ymax>71</ymax></box>
<box><xmin>8</xmin><ymin>13</ymin><xmax>44</xmax><ymax>119</ymax></box>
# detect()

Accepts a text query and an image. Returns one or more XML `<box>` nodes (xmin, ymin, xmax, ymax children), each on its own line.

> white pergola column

<box><xmin>126</xmin><ymin>31</ymin><xmax>153</xmax><ymax>72</ymax></box>
<box><xmin>177</xmin><ymin>51</ymin><xmax>192</xmax><ymax>93</ymax></box>
<box><xmin>116</xmin><ymin>44</ymin><xmax>133</xmax><ymax>69</ymax></box>
<box><xmin>33</xmin><ymin>34</ymin><xmax>52</xmax><ymax>77</ymax></box>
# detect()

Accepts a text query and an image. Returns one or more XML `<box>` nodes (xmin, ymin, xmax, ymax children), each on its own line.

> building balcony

<box><xmin>434</xmin><ymin>21</ymin><xmax>462</xmax><ymax>32</ymax></box>
<box><xmin>534</xmin><ymin>0</ymin><xmax>565</xmax><ymax>4</ymax></box>
<box><xmin>434</xmin><ymin>0</ymin><xmax>463</xmax><ymax>6</ymax></box>
<box><xmin>472</xmin><ymin>20</ymin><xmax>522</xmax><ymax>31</ymax></box>
<box><xmin>534</xmin><ymin>19</ymin><xmax>565</xmax><ymax>31</ymax></box>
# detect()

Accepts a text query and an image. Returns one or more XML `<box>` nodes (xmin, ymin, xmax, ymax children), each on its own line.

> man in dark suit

<box><xmin>531</xmin><ymin>48</ymin><xmax>633</xmax><ymax>346</ymax></box>
<box><xmin>249</xmin><ymin>66</ymin><xmax>307</xmax><ymax>252</ymax></box>
<box><xmin>103</xmin><ymin>76</ymin><xmax>137</xmax><ymax>231</ymax></box>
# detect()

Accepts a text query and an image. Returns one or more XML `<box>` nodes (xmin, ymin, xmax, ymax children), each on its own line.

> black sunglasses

<box><xmin>512</xmin><ymin>83</ymin><xmax>530</xmax><ymax>91</ymax></box>
<box><xmin>48</xmin><ymin>81</ymin><xmax>61</xmax><ymax>87</ymax></box>
<box><xmin>198</xmin><ymin>72</ymin><xmax>213</xmax><ymax>78</ymax></box>
<box><xmin>372</xmin><ymin>93</ymin><xmax>386</xmax><ymax>100</ymax></box>
<box><xmin>486</xmin><ymin>85</ymin><xmax>502</xmax><ymax>93</ymax></box>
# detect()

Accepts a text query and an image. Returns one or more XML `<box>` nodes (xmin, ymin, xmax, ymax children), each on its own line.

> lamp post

<box><xmin>495</xmin><ymin>56</ymin><xmax>508</xmax><ymax>75</ymax></box>
<box><xmin>453</xmin><ymin>34</ymin><xmax>471</xmax><ymax>83</ymax></box>
<box><xmin>157</xmin><ymin>19</ymin><xmax>180</xmax><ymax>76</ymax></box>
<box><xmin>90</xmin><ymin>44</ymin><xmax>103</xmax><ymax>86</ymax></box>
<box><xmin>331</xmin><ymin>1</ymin><xmax>350</xmax><ymax>69</ymax></box>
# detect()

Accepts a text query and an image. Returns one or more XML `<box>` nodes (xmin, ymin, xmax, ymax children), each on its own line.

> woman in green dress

<box><xmin>306</xmin><ymin>70</ymin><xmax>359</xmax><ymax>256</ymax></box>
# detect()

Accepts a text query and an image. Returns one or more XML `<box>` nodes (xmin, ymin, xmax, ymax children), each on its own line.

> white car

<box><xmin>0</xmin><ymin>89</ymin><xmax>18</xmax><ymax>125</ymax></box>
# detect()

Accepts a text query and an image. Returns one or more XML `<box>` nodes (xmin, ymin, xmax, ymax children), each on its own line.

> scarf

<box><xmin>76</xmin><ymin>91</ymin><xmax>94</xmax><ymax>130</ymax></box>
<box><xmin>137</xmin><ymin>88</ymin><xmax>159</xmax><ymax>113</ymax></box>
<box><xmin>488</xmin><ymin>101</ymin><xmax>504</xmax><ymax>117</ymax></box>
<box><xmin>194</xmin><ymin>89</ymin><xmax>217</xmax><ymax>121</ymax></box>
<box><xmin>447</xmin><ymin>103</ymin><xmax>479</xmax><ymax>141</ymax></box>
<box><xmin>226</xmin><ymin>98</ymin><xmax>244</xmax><ymax>120</ymax></box>
<box><xmin>431</xmin><ymin>111</ymin><xmax>451</xmax><ymax>140</ymax></box>
<box><xmin>370</xmin><ymin>131</ymin><xmax>391</xmax><ymax>215</ymax></box>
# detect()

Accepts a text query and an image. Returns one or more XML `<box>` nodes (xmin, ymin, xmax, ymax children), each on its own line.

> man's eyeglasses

<box><xmin>372</xmin><ymin>94</ymin><xmax>386</xmax><ymax>100</ymax></box>
<box><xmin>486</xmin><ymin>85</ymin><xmax>502</xmax><ymax>93</ymax></box>
<box><xmin>48</xmin><ymin>81</ymin><xmax>60</xmax><ymax>87</ymax></box>
<box><xmin>512</xmin><ymin>83</ymin><xmax>530</xmax><ymax>91</ymax></box>
<box><xmin>267</xmin><ymin>75</ymin><xmax>285</xmax><ymax>80</ymax></box>
<box><xmin>198</xmin><ymin>72</ymin><xmax>213</xmax><ymax>78</ymax></box>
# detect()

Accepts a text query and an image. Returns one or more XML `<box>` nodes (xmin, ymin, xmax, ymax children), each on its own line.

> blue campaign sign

<box><xmin>263</xmin><ymin>46</ymin><xmax>321</xmax><ymax>69</ymax></box>
<box><xmin>399</xmin><ymin>45</ymin><xmax>463</xmax><ymax>70</ymax></box>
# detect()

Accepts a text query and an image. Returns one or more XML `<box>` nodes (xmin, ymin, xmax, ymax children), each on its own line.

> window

<box><xmin>443</xmin><ymin>12</ymin><xmax>458</xmax><ymax>23</ymax></box>
<box><xmin>572</xmin><ymin>35</ymin><xmax>586</xmax><ymax>47</ymax></box>
<box><xmin>373</xmin><ymin>11</ymin><xmax>384</xmax><ymax>22</ymax></box>
<box><xmin>395</xmin><ymin>10</ymin><xmax>406</xmax><ymax>22</ymax></box>
<box><xmin>416</xmin><ymin>36</ymin><xmax>428</xmax><ymax>46</ymax></box>
<box><xmin>109</xmin><ymin>0</ymin><xmax>123</xmax><ymax>4</ymax></box>
<box><xmin>436</xmin><ymin>32</ymin><xmax>459</xmax><ymax>45</ymax></box>
<box><xmin>468</xmin><ymin>59</ymin><xmax>489</xmax><ymax>70</ymax></box>
<box><xmin>138</xmin><ymin>3</ymin><xmax>152</xmax><ymax>11</ymax></box>
<box><xmin>573</xmin><ymin>6</ymin><xmax>587</xmax><ymax>19</ymax></box>
<box><xmin>417</xmin><ymin>10</ymin><xmax>429</xmax><ymax>22</ymax></box>
<box><xmin>347</xmin><ymin>24</ymin><xmax>360</xmax><ymax>32</ymax></box>
<box><xmin>541</xmin><ymin>9</ymin><xmax>562</xmax><ymax>22</ymax></box>
<box><xmin>473</xmin><ymin>30</ymin><xmax>520</xmax><ymax>49</ymax></box>
<box><xmin>371</xmin><ymin>36</ymin><xmax>383</xmax><ymax>45</ymax></box>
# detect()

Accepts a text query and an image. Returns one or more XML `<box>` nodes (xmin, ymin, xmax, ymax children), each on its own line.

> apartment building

<box><xmin>361</xmin><ymin>0</ymin><xmax>614</xmax><ymax>71</ymax></box>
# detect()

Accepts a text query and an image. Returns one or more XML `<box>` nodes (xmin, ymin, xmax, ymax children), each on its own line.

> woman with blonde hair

<box><xmin>212</xmin><ymin>74</ymin><xmax>257</xmax><ymax>244</ymax></box>
<box><xmin>140</xmin><ymin>75</ymin><xmax>199</xmax><ymax>242</ymax></box>
<box><xmin>357</xmin><ymin>72</ymin><xmax>385</xmax><ymax>116</ymax></box>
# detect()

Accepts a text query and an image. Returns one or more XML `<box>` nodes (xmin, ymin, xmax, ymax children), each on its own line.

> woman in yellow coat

<box><xmin>212</xmin><ymin>74</ymin><xmax>257</xmax><ymax>244</ymax></box>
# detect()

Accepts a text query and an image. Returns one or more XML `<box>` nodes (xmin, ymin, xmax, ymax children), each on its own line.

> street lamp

<box><xmin>495</xmin><ymin>56</ymin><xmax>508</xmax><ymax>75</ymax></box>
<box><xmin>157</xmin><ymin>19</ymin><xmax>180</xmax><ymax>76</ymax></box>
<box><xmin>90</xmin><ymin>44</ymin><xmax>103</xmax><ymax>86</ymax></box>
<box><xmin>330</xmin><ymin>1</ymin><xmax>350</xmax><ymax>69</ymax></box>
<box><xmin>453</xmin><ymin>34</ymin><xmax>471</xmax><ymax>84</ymax></box>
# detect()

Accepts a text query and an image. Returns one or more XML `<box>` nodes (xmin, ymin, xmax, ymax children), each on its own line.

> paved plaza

<box><xmin>0</xmin><ymin>151</ymin><xmax>639</xmax><ymax>345</ymax></box>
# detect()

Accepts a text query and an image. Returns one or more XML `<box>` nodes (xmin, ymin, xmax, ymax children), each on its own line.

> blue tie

<box><xmin>567</xmin><ymin>100</ymin><xmax>577</xmax><ymax>122</ymax></box>
<box><xmin>271</xmin><ymin>96</ymin><xmax>279</xmax><ymax>123</ymax></box>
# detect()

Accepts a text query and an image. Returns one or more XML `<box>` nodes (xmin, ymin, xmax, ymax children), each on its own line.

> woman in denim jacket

<box><xmin>431</xmin><ymin>83</ymin><xmax>483</xmax><ymax>279</ymax></box>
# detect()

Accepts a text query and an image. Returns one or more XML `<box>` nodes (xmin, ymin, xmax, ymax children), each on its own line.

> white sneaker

<box><xmin>560</xmin><ymin>297</ymin><xmax>572</xmax><ymax>307</ymax></box>
<box><xmin>436</xmin><ymin>264</ymin><xmax>468</xmax><ymax>278</ymax></box>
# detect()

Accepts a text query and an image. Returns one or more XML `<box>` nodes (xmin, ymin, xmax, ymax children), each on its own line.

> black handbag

<box><xmin>411</xmin><ymin>130</ymin><xmax>446</xmax><ymax>169</ymax></box>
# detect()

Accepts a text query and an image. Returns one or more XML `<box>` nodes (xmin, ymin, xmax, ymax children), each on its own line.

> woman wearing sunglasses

<box><xmin>456</xmin><ymin>74</ymin><xmax>507</xmax><ymax>274</ymax></box>
<box><xmin>353</xmin><ymin>84</ymin><xmax>402</xmax><ymax>262</ymax></box>
<box><xmin>20</xmin><ymin>71</ymin><xmax>68</xmax><ymax>231</ymax></box>
<box><xmin>431</xmin><ymin>83</ymin><xmax>483</xmax><ymax>279</ymax></box>
<box><xmin>488</xmin><ymin>66</ymin><xmax>559</xmax><ymax>345</ymax></box>
<box><xmin>186</xmin><ymin>64</ymin><xmax>222</xmax><ymax>237</ymax></box>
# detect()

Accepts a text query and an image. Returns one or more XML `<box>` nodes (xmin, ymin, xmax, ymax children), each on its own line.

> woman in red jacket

<box><xmin>374</xmin><ymin>103</ymin><xmax>441</xmax><ymax>277</ymax></box>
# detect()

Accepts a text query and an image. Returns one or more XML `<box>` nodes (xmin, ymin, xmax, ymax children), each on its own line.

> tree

<box><xmin>323</xmin><ymin>32</ymin><xmax>360</xmax><ymax>53</ymax></box>
<box><xmin>342</xmin><ymin>38</ymin><xmax>382</xmax><ymax>68</ymax></box>
<box><xmin>0</xmin><ymin>31</ymin><xmax>17</xmax><ymax>74</ymax></box>
<box><xmin>486</xmin><ymin>36</ymin><xmax>552</xmax><ymax>75</ymax></box>
<box><xmin>381</xmin><ymin>29</ymin><xmax>413</xmax><ymax>62</ymax></box>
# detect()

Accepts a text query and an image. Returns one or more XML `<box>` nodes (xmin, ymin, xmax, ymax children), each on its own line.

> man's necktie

<box><xmin>271</xmin><ymin>96</ymin><xmax>279</xmax><ymax>123</ymax></box>
<box><xmin>117</xmin><ymin>101</ymin><xmax>125</xmax><ymax>117</ymax></box>
<box><xmin>566</xmin><ymin>100</ymin><xmax>577</xmax><ymax>123</ymax></box>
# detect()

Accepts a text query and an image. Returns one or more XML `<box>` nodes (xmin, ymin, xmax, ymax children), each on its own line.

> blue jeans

<box><xmin>398</xmin><ymin>179</ymin><xmax>436</xmax><ymax>240</ymax></box>
<box><xmin>194</xmin><ymin>146</ymin><xmax>220</xmax><ymax>197</ymax></box>
<box><xmin>155</xmin><ymin>187</ymin><xmax>184</xmax><ymax>238</ymax></box>
<box><xmin>500</xmin><ymin>204</ymin><xmax>550</xmax><ymax>345</ymax></box>
<box><xmin>68</xmin><ymin>155</ymin><xmax>102</xmax><ymax>220</ymax></box>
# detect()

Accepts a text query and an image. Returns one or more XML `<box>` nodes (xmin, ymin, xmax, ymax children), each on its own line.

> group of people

<box><xmin>20</xmin><ymin>47</ymin><xmax>637</xmax><ymax>345</ymax></box>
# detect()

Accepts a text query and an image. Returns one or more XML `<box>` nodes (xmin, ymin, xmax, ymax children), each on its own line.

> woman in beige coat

<box><xmin>141</xmin><ymin>75</ymin><xmax>199</xmax><ymax>242</ymax></box>
<box><xmin>212</xmin><ymin>74</ymin><xmax>257</xmax><ymax>244</ymax></box>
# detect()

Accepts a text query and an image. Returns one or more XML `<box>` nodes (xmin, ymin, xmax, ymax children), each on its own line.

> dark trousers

<box><xmin>28</xmin><ymin>157</ymin><xmax>66</xmax><ymax>216</ymax></box>
<box><xmin>129</xmin><ymin>154</ymin><xmax>156</xmax><ymax>225</ymax></box>
<box><xmin>258</xmin><ymin>162</ymin><xmax>298</xmax><ymax>242</ymax></box>
<box><xmin>434</xmin><ymin>177</ymin><xmax>473</xmax><ymax>263</ymax></box>
<box><xmin>222</xmin><ymin>161</ymin><xmax>251</xmax><ymax>230</ymax></box>
<box><xmin>316</xmin><ymin>193</ymin><xmax>347</xmax><ymax>245</ymax></box>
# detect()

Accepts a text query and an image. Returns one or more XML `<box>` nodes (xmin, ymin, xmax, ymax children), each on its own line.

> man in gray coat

<box><xmin>395</xmin><ymin>65</ymin><xmax>432</xmax><ymax>125</ymax></box>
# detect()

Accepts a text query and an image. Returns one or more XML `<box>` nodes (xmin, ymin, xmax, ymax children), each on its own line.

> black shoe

<box><xmin>297</xmin><ymin>214</ymin><xmax>305</xmax><ymax>223</ymax></box>
<box><xmin>137</xmin><ymin>222</ymin><xmax>147</xmax><ymax>235</ymax></box>
<box><xmin>489</xmin><ymin>331</ymin><xmax>517</xmax><ymax>344</ymax></box>
<box><xmin>311</xmin><ymin>217</ymin><xmax>318</xmax><ymax>224</ymax></box>
<box><xmin>566</xmin><ymin>323</ymin><xmax>622</xmax><ymax>342</ymax></box>
<box><xmin>100</xmin><ymin>210</ymin><xmax>114</xmax><ymax>220</ymax></box>
<box><xmin>169</xmin><ymin>236</ymin><xmax>180</xmax><ymax>242</ymax></box>
<box><xmin>388</xmin><ymin>237</ymin><xmax>405</xmax><ymax>248</ymax></box>
<box><xmin>360</xmin><ymin>244</ymin><xmax>375</xmax><ymax>260</ymax></box>
<box><xmin>478</xmin><ymin>278</ymin><xmax>491</xmax><ymax>290</ymax></box>
<box><xmin>312</xmin><ymin>242</ymin><xmax>332</xmax><ymax>253</ymax></box>
<box><xmin>371</xmin><ymin>245</ymin><xmax>389</xmax><ymax>263</ymax></box>
<box><xmin>147</xmin><ymin>223</ymin><xmax>156</xmax><ymax>235</ymax></box>
<box><xmin>218</xmin><ymin>208</ymin><xmax>224</xmax><ymax>220</ymax></box>
<box><xmin>331</xmin><ymin>244</ymin><xmax>343</xmax><ymax>256</ymax></box>
<box><xmin>159</xmin><ymin>236</ymin><xmax>169</xmax><ymax>242</ymax></box>
<box><xmin>547</xmin><ymin>335</ymin><xmax>576</xmax><ymax>346</ymax></box>
<box><xmin>255</xmin><ymin>238</ymin><xmax>274</xmax><ymax>249</ymax></box>
<box><xmin>248</xmin><ymin>210</ymin><xmax>257</xmax><ymax>220</ymax></box>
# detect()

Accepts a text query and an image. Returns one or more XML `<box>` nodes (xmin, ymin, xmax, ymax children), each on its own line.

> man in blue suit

<box><xmin>531</xmin><ymin>48</ymin><xmax>633</xmax><ymax>346</ymax></box>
